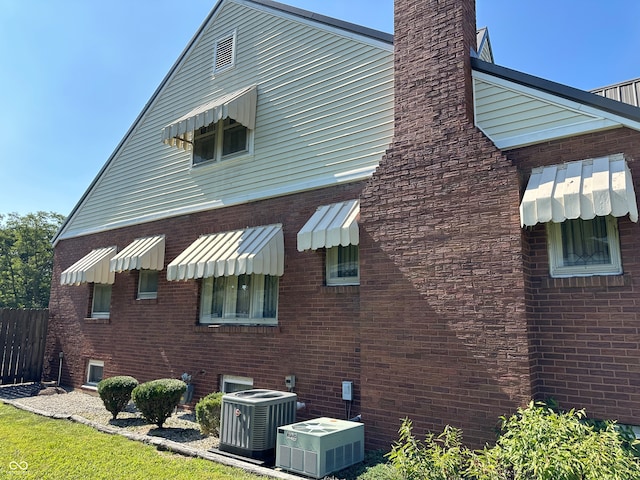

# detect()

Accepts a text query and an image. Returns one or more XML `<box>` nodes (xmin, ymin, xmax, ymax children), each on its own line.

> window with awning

<box><xmin>167</xmin><ymin>224</ymin><xmax>283</xmax><ymax>281</ymax></box>
<box><xmin>161</xmin><ymin>85</ymin><xmax>257</xmax><ymax>162</ymax></box>
<box><xmin>519</xmin><ymin>155</ymin><xmax>638</xmax><ymax>277</ymax></box>
<box><xmin>298</xmin><ymin>200</ymin><xmax>360</xmax><ymax>285</ymax></box>
<box><xmin>519</xmin><ymin>155</ymin><xmax>638</xmax><ymax>227</ymax></box>
<box><xmin>109</xmin><ymin>235</ymin><xmax>165</xmax><ymax>272</ymax></box>
<box><xmin>167</xmin><ymin>224</ymin><xmax>283</xmax><ymax>325</ymax></box>
<box><xmin>60</xmin><ymin>246</ymin><xmax>117</xmax><ymax>286</ymax></box>
<box><xmin>110</xmin><ymin>235</ymin><xmax>165</xmax><ymax>300</ymax></box>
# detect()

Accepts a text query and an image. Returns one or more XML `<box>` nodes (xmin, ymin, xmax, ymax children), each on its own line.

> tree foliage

<box><xmin>0</xmin><ymin>211</ymin><xmax>64</xmax><ymax>308</ymax></box>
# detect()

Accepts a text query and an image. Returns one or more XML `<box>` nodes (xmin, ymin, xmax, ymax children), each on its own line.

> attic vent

<box><xmin>214</xmin><ymin>32</ymin><xmax>236</xmax><ymax>73</ymax></box>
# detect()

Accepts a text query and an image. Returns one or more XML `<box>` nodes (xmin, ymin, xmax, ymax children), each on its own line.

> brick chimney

<box><xmin>359</xmin><ymin>0</ymin><xmax>534</xmax><ymax>449</ymax></box>
<box><xmin>393</xmin><ymin>0</ymin><xmax>477</xmax><ymax>143</ymax></box>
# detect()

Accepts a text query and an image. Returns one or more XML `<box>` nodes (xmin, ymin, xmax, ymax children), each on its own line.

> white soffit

<box><xmin>161</xmin><ymin>84</ymin><xmax>257</xmax><ymax>150</ymax></box>
<box><xmin>167</xmin><ymin>224</ymin><xmax>284</xmax><ymax>281</ymax></box>
<box><xmin>60</xmin><ymin>246</ymin><xmax>117</xmax><ymax>286</ymax></box>
<box><xmin>297</xmin><ymin>200</ymin><xmax>360</xmax><ymax>251</ymax></box>
<box><xmin>473</xmin><ymin>71</ymin><xmax>640</xmax><ymax>150</ymax></box>
<box><xmin>520</xmin><ymin>154</ymin><xmax>639</xmax><ymax>227</ymax></box>
<box><xmin>110</xmin><ymin>235</ymin><xmax>165</xmax><ymax>272</ymax></box>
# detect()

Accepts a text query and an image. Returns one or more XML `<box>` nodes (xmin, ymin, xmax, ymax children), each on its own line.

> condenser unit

<box><xmin>218</xmin><ymin>389</ymin><xmax>297</xmax><ymax>461</ymax></box>
<box><xmin>276</xmin><ymin>417</ymin><xmax>364</xmax><ymax>478</ymax></box>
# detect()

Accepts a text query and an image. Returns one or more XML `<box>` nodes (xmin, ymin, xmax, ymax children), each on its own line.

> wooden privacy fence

<box><xmin>0</xmin><ymin>309</ymin><xmax>48</xmax><ymax>385</ymax></box>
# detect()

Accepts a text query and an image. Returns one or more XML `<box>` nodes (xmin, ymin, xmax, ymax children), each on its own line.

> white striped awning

<box><xmin>110</xmin><ymin>235</ymin><xmax>165</xmax><ymax>272</ymax></box>
<box><xmin>297</xmin><ymin>200</ymin><xmax>360</xmax><ymax>251</ymax></box>
<box><xmin>167</xmin><ymin>224</ymin><xmax>284</xmax><ymax>281</ymax></box>
<box><xmin>60</xmin><ymin>246</ymin><xmax>117</xmax><ymax>286</ymax></box>
<box><xmin>161</xmin><ymin>85</ymin><xmax>257</xmax><ymax>151</ymax></box>
<box><xmin>520</xmin><ymin>155</ymin><xmax>638</xmax><ymax>227</ymax></box>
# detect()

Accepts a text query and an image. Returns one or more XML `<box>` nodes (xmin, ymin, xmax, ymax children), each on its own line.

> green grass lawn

<box><xmin>0</xmin><ymin>403</ymin><xmax>265</xmax><ymax>480</ymax></box>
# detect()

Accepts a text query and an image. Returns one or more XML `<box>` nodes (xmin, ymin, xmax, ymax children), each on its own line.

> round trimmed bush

<box><xmin>131</xmin><ymin>379</ymin><xmax>186</xmax><ymax>428</ymax></box>
<box><xmin>195</xmin><ymin>392</ymin><xmax>224</xmax><ymax>436</ymax></box>
<box><xmin>97</xmin><ymin>376</ymin><xmax>138</xmax><ymax>419</ymax></box>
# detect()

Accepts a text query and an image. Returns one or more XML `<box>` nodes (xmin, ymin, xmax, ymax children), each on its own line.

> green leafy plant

<box><xmin>468</xmin><ymin>401</ymin><xmax>640</xmax><ymax>480</ymax></box>
<box><xmin>131</xmin><ymin>379</ymin><xmax>186</xmax><ymax>428</ymax></box>
<box><xmin>355</xmin><ymin>462</ymin><xmax>403</xmax><ymax>480</ymax></box>
<box><xmin>97</xmin><ymin>375</ymin><xmax>138</xmax><ymax>419</ymax></box>
<box><xmin>195</xmin><ymin>392</ymin><xmax>224</xmax><ymax>435</ymax></box>
<box><xmin>386</xmin><ymin>418</ymin><xmax>470</xmax><ymax>480</ymax></box>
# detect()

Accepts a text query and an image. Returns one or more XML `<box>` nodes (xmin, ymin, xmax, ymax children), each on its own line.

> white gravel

<box><xmin>8</xmin><ymin>389</ymin><xmax>219</xmax><ymax>452</ymax></box>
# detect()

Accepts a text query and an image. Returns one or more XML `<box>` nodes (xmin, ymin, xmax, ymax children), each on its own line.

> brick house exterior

<box><xmin>46</xmin><ymin>0</ymin><xmax>640</xmax><ymax>450</ymax></box>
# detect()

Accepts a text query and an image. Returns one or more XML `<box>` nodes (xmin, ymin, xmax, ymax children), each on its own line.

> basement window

<box><xmin>220</xmin><ymin>375</ymin><xmax>253</xmax><ymax>393</ymax></box>
<box><xmin>86</xmin><ymin>360</ymin><xmax>104</xmax><ymax>387</ymax></box>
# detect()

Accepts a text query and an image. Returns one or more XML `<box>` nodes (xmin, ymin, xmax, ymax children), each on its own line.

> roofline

<box><xmin>471</xmin><ymin>57</ymin><xmax>640</xmax><ymax>125</ymax></box>
<box><xmin>246</xmin><ymin>0</ymin><xmax>393</xmax><ymax>44</ymax></box>
<box><xmin>52</xmin><ymin>0</ymin><xmax>392</xmax><ymax>245</ymax></box>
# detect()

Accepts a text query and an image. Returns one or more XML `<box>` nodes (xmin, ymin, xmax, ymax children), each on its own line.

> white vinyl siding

<box><xmin>58</xmin><ymin>1</ymin><xmax>393</xmax><ymax>240</ymax></box>
<box><xmin>472</xmin><ymin>71</ymin><xmax>639</xmax><ymax>150</ymax></box>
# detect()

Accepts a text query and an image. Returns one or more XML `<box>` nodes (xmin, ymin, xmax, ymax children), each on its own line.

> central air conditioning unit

<box><xmin>276</xmin><ymin>417</ymin><xmax>365</xmax><ymax>478</ymax></box>
<box><xmin>218</xmin><ymin>389</ymin><xmax>297</xmax><ymax>461</ymax></box>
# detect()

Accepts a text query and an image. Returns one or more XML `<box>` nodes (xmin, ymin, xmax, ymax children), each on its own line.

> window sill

<box><xmin>80</xmin><ymin>385</ymin><xmax>99</xmax><ymax>394</ymax></box>
<box><xmin>323</xmin><ymin>284</ymin><xmax>360</xmax><ymax>294</ymax></box>
<box><xmin>134</xmin><ymin>298</ymin><xmax>158</xmax><ymax>304</ymax></box>
<box><xmin>193</xmin><ymin>324</ymin><xmax>281</xmax><ymax>335</ymax></box>
<box><xmin>539</xmin><ymin>273</ymin><xmax>631</xmax><ymax>290</ymax></box>
<box><xmin>84</xmin><ymin>317</ymin><xmax>110</xmax><ymax>324</ymax></box>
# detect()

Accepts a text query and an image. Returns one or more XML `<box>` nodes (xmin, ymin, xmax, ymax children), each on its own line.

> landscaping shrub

<box><xmin>468</xmin><ymin>401</ymin><xmax>640</xmax><ymax>480</ymax></box>
<box><xmin>386</xmin><ymin>419</ymin><xmax>470</xmax><ymax>480</ymax></box>
<box><xmin>355</xmin><ymin>462</ymin><xmax>403</xmax><ymax>480</ymax></box>
<box><xmin>131</xmin><ymin>379</ymin><xmax>186</xmax><ymax>428</ymax></box>
<box><xmin>195</xmin><ymin>391</ymin><xmax>224</xmax><ymax>435</ymax></box>
<box><xmin>97</xmin><ymin>376</ymin><xmax>138</xmax><ymax>419</ymax></box>
<box><xmin>383</xmin><ymin>403</ymin><xmax>640</xmax><ymax>480</ymax></box>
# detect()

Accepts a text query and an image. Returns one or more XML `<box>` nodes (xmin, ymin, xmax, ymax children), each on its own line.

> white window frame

<box><xmin>137</xmin><ymin>269</ymin><xmax>159</xmax><ymax>300</ymax></box>
<box><xmin>200</xmin><ymin>274</ymin><xmax>278</xmax><ymax>325</ymax></box>
<box><xmin>86</xmin><ymin>360</ymin><xmax>104</xmax><ymax>387</ymax></box>
<box><xmin>220</xmin><ymin>375</ymin><xmax>253</xmax><ymax>393</ymax></box>
<box><xmin>547</xmin><ymin>215</ymin><xmax>622</xmax><ymax>278</ymax></box>
<box><xmin>213</xmin><ymin>30</ymin><xmax>237</xmax><ymax>74</ymax></box>
<box><xmin>326</xmin><ymin>245</ymin><xmax>360</xmax><ymax>286</ymax></box>
<box><xmin>91</xmin><ymin>283</ymin><xmax>112</xmax><ymax>318</ymax></box>
<box><xmin>192</xmin><ymin>118</ymin><xmax>251</xmax><ymax>167</ymax></box>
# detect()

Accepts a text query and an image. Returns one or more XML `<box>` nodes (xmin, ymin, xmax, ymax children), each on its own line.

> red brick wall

<box><xmin>507</xmin><ymin>127</ymin><xmax>640</xmax><ymax>424</ymax></box>
<box><xmin>46</xmin><ymin>182</ymin><xmax>365</xmax><ymax>422</ymax></box>
<box><xmin>358</xmin><ymin>0</ymin><xmax>533</xmax><ymax>449</ymax></box>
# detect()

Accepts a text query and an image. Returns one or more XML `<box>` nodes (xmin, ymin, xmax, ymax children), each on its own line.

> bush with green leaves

<box><xmin>468</xmin><ymin>401</ymin><xmax>640</xmax><ymax>480</ymax></box>
<box><xmin>384</xmin><ymin>403</ymin><xmax>640</xmax><ymax>480</ymax></box>
<box><xmin>131</xmin><ymin>379</ymin><xmax>186</xmax><ymax>428</ymax></box>
<box><xmin>195</xmin><ymin>392</ymin><xmax>224</xmax><ymax>435</ymax></box>
<box><xmin>386</xmin><ymin>418</ymin><xmax>470</xmax><ymax>480</ymax></box>
<box><xmin>97</xmin><ymin>376</ymin><xmax>138</xmax><ymax>419</ymax></box>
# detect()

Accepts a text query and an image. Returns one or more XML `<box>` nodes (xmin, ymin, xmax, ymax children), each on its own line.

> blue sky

<box><xmin>1</xmin><ymin>0</ymin><xmax>638</xmax><ymax>217</ymax></box>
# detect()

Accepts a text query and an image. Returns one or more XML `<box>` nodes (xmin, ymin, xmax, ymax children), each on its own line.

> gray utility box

<box><xmin>219</xmin><ymin>389</ymin><xmax>297</xmax><ymax>461</ymax></box>
<box><xmin>276</xmin><ymin>417</ymin><xmax>365</xmax><ymax>478</ymax></box>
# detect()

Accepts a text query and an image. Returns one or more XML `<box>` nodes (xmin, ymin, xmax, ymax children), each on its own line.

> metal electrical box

<box><xmin>276</xmin><ymin>417</ymin><xmax>365</xmax><ymax>478</ymax></box>
<box><xmin>218</xmin><ymin>389</ymin><xmax>297</xmax><ymax>461</ymax></box>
